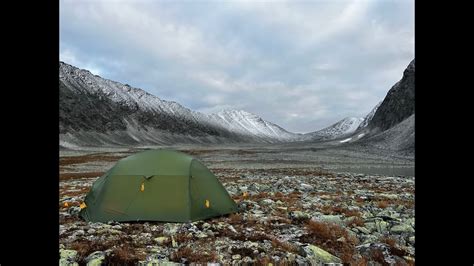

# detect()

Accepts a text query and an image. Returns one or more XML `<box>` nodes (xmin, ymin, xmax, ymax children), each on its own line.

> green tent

<box><xmin>79</xmin><ymin>149</ymin><xmax>238</xmax><ymax>222</ymax></box>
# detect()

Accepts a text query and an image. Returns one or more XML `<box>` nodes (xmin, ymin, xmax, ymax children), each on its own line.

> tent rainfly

<box><xmin>79</xmin><ymin>149</ymin><xmax>238</xmax><ymax>222</ymax></box>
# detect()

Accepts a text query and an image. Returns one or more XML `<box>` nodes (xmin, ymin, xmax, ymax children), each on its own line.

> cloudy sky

<box><xmin>60</xmin><ymin>0</ymin><xmax>414</xmax><ymax>133</ymax></box>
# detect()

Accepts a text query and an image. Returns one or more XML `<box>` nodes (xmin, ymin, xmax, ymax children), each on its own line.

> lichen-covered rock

<box><xmin>304</xmin><ymin>245</ymin><xmax>342</xmax><ymax>264</ymax></box>
<box><xmin>316</xmin><ymin>215</ymin><xmax>344</xmax><ymax>225</ymax></box>
<box><xmin>289</xmin><ymin>211</ymin><xmax>311</xmax><ymax>220</ymax></box>
<box><xmin>391</xmin><ymin>223</ymin><xmax>414</xmax><ymax>234</ymax></box>
<box><xmin>154</xmin><ymin>236</ymin><xmax>170</xmax><ymax>245</ymax></box>
<box><xmin>163</xmin><ymin>223</ymin><xmax>180</xmax><ymax>236</ymax></box>
<box><xmin>260</xmin><ymin>199</ymin><xmax>275</xmax><ymax>206</ymax></box>
<box><xmin>85</xmin><ymin>251</ymin><xmax>105</xmax><ymax>266</ymax></box>
<box><xmin>60</xmin><ymin>249</ymin><xmax>78</xmax><ymax>266</ymax></box>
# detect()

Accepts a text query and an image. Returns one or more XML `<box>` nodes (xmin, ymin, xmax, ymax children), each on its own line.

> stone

<box><xmin>138</xmin><ymin>260</ymin><xmax>180</xmax><ymax>266</ymax></box>
<box><xmin>232</xmin><ymin>254</ymin><xmax>242</xmax><ymax>260</ymax></box>
<box><xmin>289</xmin><ymin>211</ymin><xmax>311</xmax><ymax>220</ymax></box>
<box><xmin>85</xmin><ymin>251</ymin><xmax>105</xmax><ymax>266</ymax></box>
<box><xmin>244</xmin><ymin>241</ymin><xmax>259</xmax><ymax>249</ymax></box>
<box><xmin>242</xmin><ymin>256</ymin><xmax>253</xmax><ymax>263</ymax></box>
<box><xmin>171</xmin><ymin>235</ymin><xmax>178</xmax><ymax>248</ymax></box>
<box><xmin>87</xmin><ymin>229</ymin><xmax>96</xmax><ymax>234</ymax></box>
<box><xmin>355</xmin><ymin>226</ymin><xmax>371</xmax><ymax>235</ymax></box>
<box><xmin>379</xmin><ymin>193</ymin><xmax>399</xmax><ymax>200</ymax></box>
<box><xmin>364</xmin><ymin>222</ymin><xmax>376</xmax><ymax>233</ymax></box>
<box><xmin>228</xmin><ymin>225</ymin><xmax>238</xmax><ymax>234</ymax></box>
<box><xmin>377</xmin><ymin>209</ymin><xmax>401</xmax><ymax>220</ymax></box>
<box><xmin>196</xmin><ymin>232</ymin><xmax>208</xmax><ymax>238</ymax></box>
<box><xmin>304</xmin><ymin>245</ymin><xmax>342</xmax><ymax>264</ymax></box>
<box><xmin>317</xmin><ymin>215</ymin><xmax>343</xmax><ymax>225</ymax></box>
<box><xmin>67</xmin><ymin>206</ymin><xmax>81</xmax><ymax>216</ymax></box>
<box><xmin>260</xmin><ymin>199</ymin><xmax>275</xmax><ymax>206</ymax></box>
<box><xmin>362</xmin><ymin>234</ymin><xmax>379</xmax><ymax>244</ymax></box>
<box><xmin>154</xmin><ymin>236</ymin><xmax>169</xmax><ymax>245</ymax></box>
<box><xmin>60</xmin><ymin>249</ymin><xmax>78</xmax><ymax>266</ymax></box>
<box><xmin>74</xmin><ymin>230</ymin><xmax>85</xmax><ymax>236</ymax></box>
<box><xmin>287</xmin><ymin>253</ymin><xmax>296</xmax><ymax>262</ymax></box>
<box><xmin>111</xmin><ymin>224</ymin><xmax>122</xmax><ymax>230</ymax></box>
<box><xmin>300</xmin><ymin>183</ymin><xmax>314</xmax><ymax>192</ymax></box>
<box><xmin>391</xmin><ymin>224</ymin><xmax>415</xmax><ymax>234</ymax></box>
<box><xmin>375</xmin><ymin>220</ymin><xmax>389</xmax><ymax>233</ymax></box>
<box><xmin>163</xmin><ymin>223</ymin><xmax>180</xmax><ymax>236</ymax></box>
<box><xmin>248</xmin><ymin>183</ymin><xmax>260</xmax><ymax>192</ymax></box>
<box><xmin>239</xmin><ymin>186</ymin><xmax>248</xmax><ymax>192</ymax></box>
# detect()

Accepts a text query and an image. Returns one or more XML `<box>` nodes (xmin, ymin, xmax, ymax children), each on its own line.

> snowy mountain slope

<box><xmin>357</xmin><ymin>101</ymin><xmax>382</xmax><ymax>130</ymax></box>
<box><xmin>207</xmin><ymin>110</ymin><xmax>297</xmax><ymax>140</ymax></box>
<box><xmin>342</xmin><ymin>59</ymin><xmax>415</xmax><ymax>155</ymax></box>
<box><xmin>304</xmin><ymin>117</ymin><xmax>364</xmax><ymax>141</ymax></box>
<box><xmin>59</xmin><ymin>62</ymin><xmax>301</xmax><ymax>146</ymax></box>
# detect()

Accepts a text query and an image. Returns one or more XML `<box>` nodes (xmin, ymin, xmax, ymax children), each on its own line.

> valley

<box><xmin>60</xmin><ymin>144</ymin><xmax>414</xmax><ymax>265</ymax></box>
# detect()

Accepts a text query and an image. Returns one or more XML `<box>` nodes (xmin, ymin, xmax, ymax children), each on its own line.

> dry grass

<box><xmin>270</xmin><ymin>238</ymin><xmax>301</xmax><ymax>255</ymax></box>
<box><xmin>346</xmin><ymin>216</ymin><xmax>365</xmax><ymax>227</ymax></box>
<box><xmin>228</xmin><ymin>213</ymin><xmax>243</xmax><ymax>224</ymax></box>
<box><xmin>380</xmin><ymin>236</ymin><xmax>397</xmax><ymax>247</ymax></box>
<box><xmin>59</xmin><ymin>185</ymin><xmax>91</xmax><ymax>198</ymax></box>
<box><xmin>60</xmin><ymin>154</ymin><xmax>123</xmax><ymax>166</ymax></box>
<box><xmin>319</xmin><ymin>204</ymin><xmax>362</xmax><ymax>218</ymax></box>
<box><xmin>257</xmin><ymin>256</ymin><xmax>275</xmax><ymax>265</ymax></box>
<box><xmin>170</xmin><ymin>247</ymin><xmax>218</xmax><ymax>263</ymax></box>
<box><xmin>300</xmin><ymin>220</ymin><xmax>359</xmax><ymax>263</ymax></box>
<box><xmin>69</xmin><ymin>240</ymin><xmax>145</xmax><ymax>264</ymax></box>
<box><xmin>105</xmin><ymin>243</ymin><xmax>146</xmax><ymax>265</ymax></box>
<box><xmin>379</xmin><ymin>236</ymin><xmax>408</xmax><ymax>258</ymax></box>
<box><xmin>377</xmin><ymin>200</ymin><xmax>390</xmax><ymax>209</ymax></box>
<box><xmin>370</xmin><ymin>248</ymin><xmax>387</xmax><ymax>265</ymax></box>
<box><xmin>60</xmin><ymin>172</ymin><xmax>104</xmax><ymax>180</ymax></box>
<box><xmin>231</xmin><ymin>247</ymin><xmax>256</xmax><ymax>258</ymax></box>
<box><xmin>179</xmin><ymin>149</ymin><xmax>221</xmax><ymax>156</ymax></box>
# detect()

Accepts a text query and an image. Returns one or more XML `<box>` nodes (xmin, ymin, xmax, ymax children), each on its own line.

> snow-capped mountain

<box><xmin>304</xmin><ymin>117</ymin><xmax>364</xmax><ymax>141</ymax></box>
<box><xmin>357</xmin><ymin>101</ymin><xmax>382</xmax><ymax>130</ymax></box>
<box><xmin>207</xmin><ymin>110</ymin><xmax>297</xmax><ymax>140</ymax></box>
<box><xmin>345</xmin><ymin>59</ymin><xmax>415</xmax><ymax>155</ymax></box>
<box><xmin>59</xmin><ymin>62</ymin><xmax>300</xmax><ymax>147</ymax></box>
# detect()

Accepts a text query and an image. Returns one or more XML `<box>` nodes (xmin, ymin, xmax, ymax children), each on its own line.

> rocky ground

<box><xmin>59</xmin><ymin>147</ymin><xmax>414</xmax><ymax>265</ymax></box>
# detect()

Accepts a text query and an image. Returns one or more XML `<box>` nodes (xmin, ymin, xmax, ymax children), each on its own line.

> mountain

<box><xmin>208</xmin><ymin>109</ymin><xmax>297</xmax><ymax>140</ymax></box>
<box><xmin>357</xmin><ymin>101</ymin><xmax>382</xmax><ymax>130</ymax></box>
<box><xmin>367</xmin><ymin>59</ymin><xmax>415</xmax><ymax>132</ymax></box>
<box><xmin>59</xmin><ymin>62</ymin><xmax>300</xmax><ymax>147</ymax></box>
<box><xmin>349</xmin><ymin>59</ymin><xmax>415</xmax><ymax>155</ymax></box>
<box><xmin>304</xmin><ymin>117</ymin><xmax>364</xmax><ymax>141</ymax></box>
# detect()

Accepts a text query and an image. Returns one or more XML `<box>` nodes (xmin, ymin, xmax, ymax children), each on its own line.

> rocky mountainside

<box><xmin>59</xmin><ymin>62</ymin><xmax>300</xmax><ymax>147</ymax></box>
<box><xmin>368</xmin><ymin>59</ymin><xmax>415</xmax><ymax>132</ymax></box>
<box><xmin>349</xmin><ymin>59</ymin><xmax>415</xmax><ymax>155</ymax></box>
<box><xmin>304</xmin><ymin>117</ymin><xmax>364</xmax><ymax>141</ymax></box>
<box><xmin>357</xmin><ymin>101</ymin><xmax>382</xmax><ymax>130</ymax></box>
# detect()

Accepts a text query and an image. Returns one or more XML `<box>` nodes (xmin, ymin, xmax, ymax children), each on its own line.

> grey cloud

<box><xmin>60</xmin><ymin>0</ymin><xmax>414</xmax><ymax>133</ymax></box>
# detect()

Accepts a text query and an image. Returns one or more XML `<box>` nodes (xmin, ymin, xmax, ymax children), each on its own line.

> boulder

<box><xmin>304</xmin><ymin>245</ymin><xmax>342</xmax><ymax>265</ymax></box>
<box><xmin>391</xmin><ymin>223</ymin><xmax>414</xmax><ymax>234</ymax></box>
<box><xmin>59</xmin><ymin>249</ymin><xmax>78</xmax><ymax>266</ymax></box>
<box><xmin>85</xmin><ymin>251</ymin><xmax>105</xmax><ymax>266</ymax></box>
